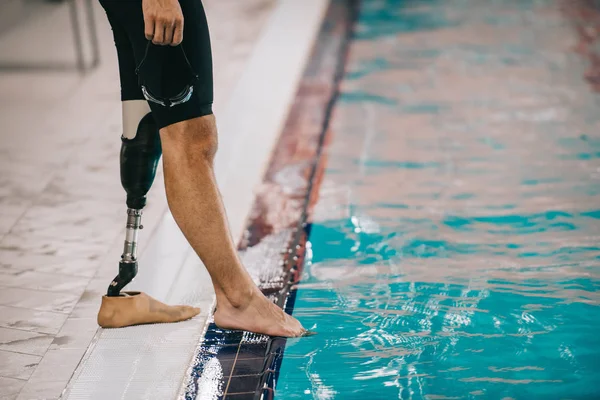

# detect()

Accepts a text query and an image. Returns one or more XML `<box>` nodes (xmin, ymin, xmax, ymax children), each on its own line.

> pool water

<box><xmin>276</xmin><ymin>0</ymin><xmax>600</xmax><ymax>398</ymax></box>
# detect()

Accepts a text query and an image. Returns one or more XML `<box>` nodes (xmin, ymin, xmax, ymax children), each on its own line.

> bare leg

<box><xmin>160</xmin><ymin>115</ymin><xmax>305</xmax><ymax>337</ymax></box>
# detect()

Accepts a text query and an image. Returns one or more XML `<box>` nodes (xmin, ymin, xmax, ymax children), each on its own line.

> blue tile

<box><xmin>227</xmin><ymin>374</ymin><xmax>261</xmax><ymax>394</ymax></box>
<box><xmin>202</xmin><ymin>323</ymin><xmax>220</xmax><ymax>339</ymax></box>
<box><xmin>216</xmin><ymin>344</ymin><xmax>240</xmax><ymax>360</ymax></box>
<box><xmin>265</xmin><ymin>338</ymin><xmax>286</xmax><ymax>355</ymax></box>
<box><xmin>231</xmin><ymin>357</ymin><xmax>265</xmax><ymax>376</ymax></box>
<box><xmin>237</xmin><ymin>343</ymin><xmax>268</xmax><ymax>359</ymax></box>
<box><xmin>203</xmin><ymin>326</ymin><xmax>244</xmax><ymax>345</ymax></box>
<box><xmin>224</xmin><ymin>392</ymin><xmax>255</xmax><ymax>400</ymax></box>
<box><xmin>218</xmin><ymin>358</ymin><xmax>235</xmax><ymax>378</ymax></box>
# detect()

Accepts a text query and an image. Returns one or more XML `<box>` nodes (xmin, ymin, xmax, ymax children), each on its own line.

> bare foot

<box><xmin>213</xmin><ymin>289</ymin><xmax>305</xmax><ymax>337</ymax></box>
<box><xmin>97</xmin><ymin>291</ymin><xmax>200</xmax><ymax>328</ymax></box>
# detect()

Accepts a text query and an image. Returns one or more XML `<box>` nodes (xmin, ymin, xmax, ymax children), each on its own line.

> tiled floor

<box><xmin>0</xmin><ymin>1</ymin><xmax>276</xmax><ymax>399</ymax></box>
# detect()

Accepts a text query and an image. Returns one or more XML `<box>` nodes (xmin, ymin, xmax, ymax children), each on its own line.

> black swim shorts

<box><xmin>99</xmin><ymin>0</ymin><xmax>213</xmax><ymax>129</ymax></box>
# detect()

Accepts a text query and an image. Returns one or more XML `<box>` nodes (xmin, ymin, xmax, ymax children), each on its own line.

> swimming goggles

<box><xmin>135</xmin><ymin>40</ymin><xmax>198</xmax><ymax>107</ymax></box>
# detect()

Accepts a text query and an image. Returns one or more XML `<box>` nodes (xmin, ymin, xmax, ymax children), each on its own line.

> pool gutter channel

<box><xmin>181</xmin><ymin>0</ymin><xmax>360</xmax><ymax>399</ymax></box>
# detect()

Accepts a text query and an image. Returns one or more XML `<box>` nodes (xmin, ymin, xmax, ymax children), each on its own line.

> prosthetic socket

<box><xmin>107</xmin><ymin>112</ymin><xmax>162</xmax><ymax>296</ymax></box>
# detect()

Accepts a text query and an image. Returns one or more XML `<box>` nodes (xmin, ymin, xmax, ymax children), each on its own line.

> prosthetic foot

<box><xmin>98</xmin><ymin>102</ymin><xmax>200</xmax><ymax>328</ymax></box>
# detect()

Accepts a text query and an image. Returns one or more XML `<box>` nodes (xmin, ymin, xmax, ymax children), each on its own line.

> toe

<box><xmin>184</xmin><ymin>306</ymin><xmax>201</xmax><ymax>319</ymax></box>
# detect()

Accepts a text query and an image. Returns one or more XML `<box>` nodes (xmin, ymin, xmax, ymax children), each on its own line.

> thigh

<box><xmin>99</xmin><ymin>1</ymin><xmax>144</xmax><ymax>101</ymax></box>
<box><xmin>177</xmin><ymin>0</ymin><xmax>214</xmax><ymax>108</ymax></box>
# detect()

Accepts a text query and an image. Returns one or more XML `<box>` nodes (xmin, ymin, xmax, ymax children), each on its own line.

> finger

<box><xmin>144</xmin><ymin>15</ymin><xmax>155</xmax><ymax>40</ymax></box>
<box><xmin>164</xmin><ymin>21</ymin><xmax>174</xmax><ymax>46</ymax></box>
<box><xmin>171</xmin><ymin>19</ymin><xmax>183</xmax><ymax>46</ymax></box>
<box><xmin>152</xmin><ymin>20</ymin><xmax>165</xmax><ymax>45</ymax></box>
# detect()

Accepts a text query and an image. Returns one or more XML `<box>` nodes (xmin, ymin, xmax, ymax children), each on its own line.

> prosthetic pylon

<box><xmin>107</xmin><ymin>111</ymin><xmax>162</xmax><ymax>296</ymax></box>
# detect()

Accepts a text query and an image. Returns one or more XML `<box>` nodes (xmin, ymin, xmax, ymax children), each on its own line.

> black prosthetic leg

<box><xmin>107</xmin><ymin>113</ymin><xmax>162</xmax><ymax>296</ymax></box>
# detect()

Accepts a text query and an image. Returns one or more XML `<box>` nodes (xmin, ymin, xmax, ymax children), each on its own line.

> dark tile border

<box><xmin>183</xmin><ymin>1</ymin><xmax>359</xmax><ymax>399</ymax></box>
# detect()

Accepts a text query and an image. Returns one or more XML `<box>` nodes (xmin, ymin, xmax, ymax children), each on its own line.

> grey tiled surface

<box><xmin>0</xmin><ymin>286</ymin><xmax>82</xmax><ymax>314</ymax></box>
<box><xmin>0</xmin><ymin>376</ymin><xmax>26</xmax><ymax>400</ymax></box>
<box><xmin>0</xmin><ymin>328</ymin><xmax>53</xmax><ymax>357</ymax></box>
<box><xmin>0</xmin><ymin>0</ymin><xmax>275</xmax><ymax>398</ymax></box>
<box><xmin>0</xmin><ymin>351</ymin><xmax>40</xmax><ymax>381</ymax></box>
<box><xmin>0</xmin><ymin>307</ymin><xmax>68</xmax><ymax>336</ymax></box>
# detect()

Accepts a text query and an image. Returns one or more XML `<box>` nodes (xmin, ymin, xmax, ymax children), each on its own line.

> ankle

<box><xmin>216</xmin><ymin>284</ymin><xmax>257</xmax><ymax>310</ymax></box>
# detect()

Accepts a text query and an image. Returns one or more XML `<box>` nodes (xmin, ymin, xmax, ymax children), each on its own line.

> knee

<box><xmin>160</xmin><ymin>114</ymin><xmax>218</xmax><ymax>163</ymax></box>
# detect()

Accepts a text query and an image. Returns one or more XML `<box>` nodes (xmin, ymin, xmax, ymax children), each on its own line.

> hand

<box><xmin>142</xmin><ymin>0</ymin><xmax>184</xmax><ymax>46</ymax></box>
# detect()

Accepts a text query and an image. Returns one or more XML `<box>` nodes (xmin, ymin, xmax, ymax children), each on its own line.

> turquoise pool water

<box><xmin>276</xmin><ymin>0</ymin><xmax>600</xmax><ymax>398</ymax></box>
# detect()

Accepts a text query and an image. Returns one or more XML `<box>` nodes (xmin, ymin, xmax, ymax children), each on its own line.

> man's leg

<box><xmin>96</xmin><ymin>99</ymin><xmax>202</xmax><ymax>328</ymax></box>
<box><xmin>97</xmin><ymin>3</ymin><xmax>200</xmax><ymax>328</ymax></box>
<box><xmin>160</xmin><ymin>115</ymin><xmax>305</xmax><ymax>337</ymax></box>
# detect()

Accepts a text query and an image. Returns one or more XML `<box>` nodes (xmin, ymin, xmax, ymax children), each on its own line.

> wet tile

<box><xmin>0</xmin><ymin>266</ymin><xmax>27</xmax><ymax>276</ymax></box>
<box><xmin>0</xmin><ymin>270</ymin><xmax>88</xmax><ymax>293</ymax></box>
<box><xmin>0</xmin><ymin>238</ymin><xmax>106</xmax><ymax>278</ymax></box>
<box><xmin>0</xmin><ymin>156</ymin><xmax>57</xmax><ymax>200</ymax></box>
<box><xmin>67</xmin><ymin>288</ymin><xmax>103</xmax><ymax>319</ymax></box>
<box><xmin>9</xmin><ymin>197</ymin><xmax>123</xmax><ymax>244</ymax></box>
<box><xmin>0</xmin><ymin>327</ymin><xmax>53</xmax><ymax>356</ymax></box>
<box><xmin>0</xmin><ymin>376</ymin><xmax>26</xmax><ymax>400</ymax></box>
<box><xmin>25</xmin><ymin>348</ymin><xmax>85</xmax><ymax>383</ymax></box>
<box><xmin>204</xmin><ymin>324</ymin><xmax>244</xmax><ymax>345</ymax></box>
<box><xmin>0</xmin><ymin>306</ymin><xmax>68</xmax><ymax>335</ymax></box>
<box><xmin>191</xmin><ymin>353</ymin><xmax>223</xmax><ymax>388</ymax></box>
<box><xmin>226</xmin><ymin>374</ymin><xmax>261</xmax><ymax>394</ymax></box>
<box><xmin>231</xmin><ymin>357</ymin><xmax>265</xmax><ymax>376</ymax></box>
<box><xmin>224</xmin><ymin>392</ymin><xmax>255</xmax><ymax>400</ymax></box>
<box><xmin>0</xmin><ymin>231</ymin><xmax>112</xmax><ymax>263</ymax></box>
<box><xmin>237</xmin><ymin>342</ymin><xmax>268</xmax><ymax>360</ymax></box>
<box><xmin>48</xmin><ymin>317</ymin><xmax>98</xmax><ymax>350</ymax></box>
<box><xmin>265</xmin><ymin>337</ymin><xmax>286</xmax><ymax>354</ymax></box>
<box><xmin>27</xmin><ymin>261</ymin><xmax>99</xmax><ymax>279</ymax></box>
<box><xmin>15</xmin><ymin>380</ymin><xmax>65</xmax><ymax>400</ymax></box>
<box><xmin>0</xmin><ymin>350</ymin><xmax>41</xmax><ymax>380</ymax></box>
<box><xmin>0</xmin><ymin>198</ymin><xmax>30</xmax><ymax>239</ymax></box>
<box><xmin>85</xmin><ymin>245</ymin><xmax>122</xmax><ymax>279</ymax></box>
<box><xmin>215</xmin><ymin>357</ymin><xmax>235</xmax><ymax>379</ymax></box>
<box><xmin>0</xmin><ymin>286</ymin><xmax>83</xmax><ymax>314</ymax></box>
<box><xmin>215</xmin><ymin>344</ymin><xmax>241</xmax><ymax>361</ymax></box>
<box><xmin>0</xmin><ymin>254</ymin><xmax>99</xmax><ymax>278</ymax></box>
<box><xmin>43</xmin><ymin>165</ymin><xmax>123</xmax><ymax>203</ymax></box>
